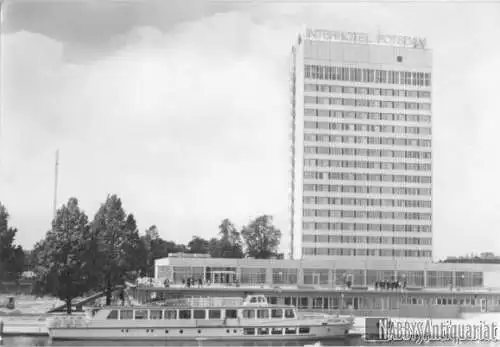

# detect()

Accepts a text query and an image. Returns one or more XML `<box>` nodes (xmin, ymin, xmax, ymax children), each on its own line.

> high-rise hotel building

<box><xmin>289</xmin><ymin>29</ymin><xmax>433</xmax><ymax>260</ymax></box>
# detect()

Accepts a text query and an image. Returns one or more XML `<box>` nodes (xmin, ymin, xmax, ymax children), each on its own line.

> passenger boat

<box><xmin>47</xmin><ymin>295</ymin><xmax>354</xmax><ymax>341</ymax></box>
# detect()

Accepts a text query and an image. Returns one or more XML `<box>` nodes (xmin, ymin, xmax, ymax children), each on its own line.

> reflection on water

<box><xmin>3</xmin><ymin>337</ymin><xmax>500</xmax><ymax>346</ymax></box>
<box><xmin>1</xmin><ymin>337</ymin><xmax>361</xmax><ymax>347</ymax></box>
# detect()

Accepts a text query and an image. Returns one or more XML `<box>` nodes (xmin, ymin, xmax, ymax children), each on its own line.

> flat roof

<box><xmin>155</xmin><ymin>256</ymin><xmax>500</xmax><ymax>273</ymax></box>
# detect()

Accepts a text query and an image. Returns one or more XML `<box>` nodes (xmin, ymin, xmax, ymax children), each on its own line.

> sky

<box><xmin>0</xmin><ymin>0</ymin><xmax>499</xmax><ymax>260</ymax></box>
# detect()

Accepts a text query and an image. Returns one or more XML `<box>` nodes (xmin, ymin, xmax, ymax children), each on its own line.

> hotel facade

<box><xmin>289</xmin><ymin>29</ymin><xmax>433</xmax><ymax>260</ymax></box>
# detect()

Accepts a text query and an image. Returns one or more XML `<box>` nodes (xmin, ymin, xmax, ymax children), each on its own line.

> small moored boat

<box><xmin>47</xmin><ymin>294</ymin><xmax>354</xmax><ymax>341</ymax></box>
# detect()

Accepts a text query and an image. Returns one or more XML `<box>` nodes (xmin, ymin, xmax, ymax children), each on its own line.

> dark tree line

<box><xmin>0</xmin><ymin>203</ymin><xmax>25</xmax><ymax>288</ymax></box>
<box><xmin>1</xmin><ymin>195</ymin><xmax>282</xmax><ymax>313</ymax></box>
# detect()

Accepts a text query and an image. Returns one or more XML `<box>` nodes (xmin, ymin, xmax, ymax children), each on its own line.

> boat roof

<box><xmin>90</xmin><ymin>296</ymin><xmax>295</xmax><ymax>311</ymax></box>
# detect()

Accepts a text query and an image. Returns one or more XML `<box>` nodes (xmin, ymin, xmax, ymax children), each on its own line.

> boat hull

<box><xmin>49</xmin><ymin>324</ymin><xmax>352</xmax><ymax>341</ymax></box>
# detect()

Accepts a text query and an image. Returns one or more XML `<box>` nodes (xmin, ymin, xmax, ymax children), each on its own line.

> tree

<box><xmin>138</xmin><ymin>225</ymin><xmax>187</xmax><ymax>277</ymax></box>
<box><xmin>91</xmin><ymin>195</ymin><xmax>147</xmax><ymax>305</ymax></box>
<box><xmin>0</xmin><ymin>202</ymin><xmax>25</xmax><ymax>284</ymax></box>
<box><xmin>187</xmin><ymin>236</ymin><xmax>209</xmax><ymax>254</ymax></box>
<box><xmin>241</xmin><ymin>215</ymin><xmax>282</xmax><ymax>259</ymax></box>
<box><xmin>32</xmin><ymin>198</ymin><xmax>94</xmax><ymax>314</ymax></box>
<box><xmin>145</xmin><ymin>225</ymin><xmax>159</xmax><ymax>241</ymax></box>
<box><xmin>210</xmin><ymin>219</ymin><xmax>244</xmax><ymax>258</ymax></box>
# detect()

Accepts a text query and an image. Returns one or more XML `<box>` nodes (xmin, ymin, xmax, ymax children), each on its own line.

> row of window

<box><xmin>107</xmin><ymin>308</ymin><xmax>296</xmax><ymax>320</ymax></box>
<box><xmin>304</xmin><ymin>133</ymin><xmax>432</xmax><ymax>147</ymax></box>
<box><xmin>303</xmin><ymin>196</ymin><xmax>432</xmax><ymax>208</ymax></box>
<box><xmin>302</xmin><ymin>234</ymin><xmax>432</xmax><ymax>245</ymax></box>
<box><xmin>273</xmin><ymin>295</ymin><xmax>485</xmax><ymax>310</ymax></box>
<box><xmin>304</xmin><ymin>108</ymin><xmax>431</xmax><ymax>123</ymax></box>
<box><xmin>304</xmin><ymin>160</ymin><xmax>432</xmax><ymax>172</ymax></box>
<box><xmin>304</xmin><ymin>171</ymin><xmax>432</xmax><ymax>184</ymax></box>
<box><xmin>305</xmin><ymin>84</ymin><xmax>431</xmax><ymax>99</ymax></box>
<box><xmin>304</xmin><ymin>96</ymin><xmax>431</xmax><ymax>111</ymax></box>
<box><xmin>243</xmin><ymin>327</ymin><xmax>310</xmax><ymax>336</ymax></box>
<box><xmin>304</xmin><ymin>146</ymin><xmax>432</xmax><ymax>159</ymax></box>
<box><xmin>302</xmin><ymin>247</ymin><xmax>432</xmax><ymax>257</ymax></box>
<box><xmin>303</xmin><ymin>209</ymin><xmax>432</xmax><ymax>220</ymax></box>
<box><xmin>304</xmin><ymin>121</ymin><xmax>432</xmax><ymax>135</ymax></box>
<box><xmin>304</xmin><ymin>184</ymin><xmax>432</xmax><ymax>196</ymax></box>
<box><xmin>302</xmin><ymin>222</ymin><xmax>431</xmax><ymax>233</ymax></box>
<box><xmin>165</xmin><ymin>267</ymin><xmax>484</xmax><ymax>289</ymax></box>
<box><xmin>304</xmin><ymin>65</ymin><xmax>432</xmax><ymax>87</ymax></box>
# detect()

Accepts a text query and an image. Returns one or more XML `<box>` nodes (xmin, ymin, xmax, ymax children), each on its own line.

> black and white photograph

<box><xmin>0</xmin><ymin>0</ymin><xmax>499</xmax><ymax>346</ymax></box>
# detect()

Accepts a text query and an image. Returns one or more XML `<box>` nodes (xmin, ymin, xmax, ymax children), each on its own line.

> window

<box><xmin>272</xmin><ymin>328</ymin><xmax>283</xmax><ymax>335</ymax></box>
<box><xmin>179</xmin><ymin>310</ymin><xmax>191</xmax><ymax>319</ymax></box>
<box><xmin>208</xmin><ymin>310</ymin><xmax>221</xmax><ymax>319</ymax></box>
<box><xmin>244</xmin><ymin>328</ymin><xmax>255</xmax><ymax>335</ymax></box>
<box><xmin>285</xmin><ymin>309</ymin><xmax>295</xmax><ymax>319</ymax></box>
<box><xmin>225</xmin><ymin>309</ymin><xmax>238</xmax><ymax>319</ymax></box>
<box><xmin>150</xmin><ymin>310</ymin><xmax>162</xmax><ymax>320</ymax></box>
<box><xmin>134</xmin><ymin>310</ymin><xmax>148</xmax><ymax>320</ymax></box>
<box><xmin>271</xmin><ymin>309</ymin><xmax>283</xmax><ymax>318</ymax></box>
<box><xmin>193</xmin><ymin>310</ymin><xmax>206</xmax><ymax>319</ymax></box>
<box><xmin>286</xmin><ymin>327</ymin><xmax>297</xmax><ymax>334</ymax></box>
<box><xmin>257</xmin><ymin>309</ymin><xmax>269</xmax><ymax>319</ymax></box>
<box><xmin>258</xmin><ymin>328</ymin><xmax>269</xmax><ymax>335</ymax></box>
<box><xmin>107</xmin><ymin>310</ymin><xmax>118</xmax><ymax>319</ymax></box>
<box><xmin>304</xmin><ymin>84</ymin><xmax>317</xmax><ymax>92</ymax></box>
<box><xmin>299</xmin><ymin>327</ymin><xmax>311</xmax><ymax>334</ymax></box>
<box><xmin>165</xmin><ymin>310</ymin><xmax>177</xmax><ymax>319</ymax></box>
<box><xmin>242</xmin><ymin>309</ymin><xmax>255</xmax><ymax>319</ymax></box>
<box><xmin>120</xmin><ymin>310</ymin><xmax>133</xmax><ymax>320</ymax></box>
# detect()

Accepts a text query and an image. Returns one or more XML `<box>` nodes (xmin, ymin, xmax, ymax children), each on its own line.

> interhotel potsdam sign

<box><xmin>305</xmin><ymin>28</ymin><xmax>427</xmax><ymax>49</ymax></box>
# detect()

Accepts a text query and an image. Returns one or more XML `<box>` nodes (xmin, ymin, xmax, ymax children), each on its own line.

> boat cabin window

<box><xmin>242</xmin><ymin>309</ymin><xmax>255</xmax><ymax>319</ymax></box>
<box><xmin>164</xmin><ymin>310</ymin><xmax>177</xmax><ymax>319</ymax></box>
<box><xmin>244</xmin><ymin>328</ymin><xmax>255</xmax><ymax>335</ymax></box>
<box><xmin>284</xmin><ymin>309</ymin><xmax>295</xmax><ymax>319</ymax></box>
<box><xmin>285</xmin><ymin>327</ymin><xmax>296</xmax><ymax>334</ymax></box>
<box><xmin>193</xmin><ymin>310</ymin><xmax>206</xmax><ymax>319</ymax></box>
<box><xmin>272</xmin><ymin>328</ymin><xmax>283</xmax><ymax>335</ymax></box>
<box><xmin>257</xmin><ymin>309</ymin><xmax>269</xmax><ymax>319</ymax></box>
<box><xmin>271</xmin><ymin>308</ymin><xmax>283</xmax><ymax>318</ymax></box>
<box><xmin>299</xmin><ymin>327</ymin><xmax>310</xmax><ymax>334</ymax></box>
<box><xmin>135</xmin><ymin>310</ymin><xmax>148</xmax><ymax>320</ymax></box>
<box><xmin>179</xmin><ymin>310</ymin><xmax>191</xmax><ymax>319</ymax></box>
<box><xmin>208</xmin><ymin>309</ymin><xmax>221</xmax><ymax>319</ymax></box>
<box><xmin>120</xmin><ymin>310</ymin><xmax>133</xmax><ymax>320</ymax></box>
<box><xmin>107</xmin><ymin>310</ymin><xmax>118</xmax><ymax>319</ymax></box>
<box><xmin>150</xmin><ymin>310</ymin><xmax>163</xmax><ymax>320</ymax></box>
<box><xmin>225</xmin><ymin>309</ymin><xmax>238</xmax><ymax>319</ymax></box>
<box><xmin>258</xmin><ymin>327</ymin><xmax>269</xmax><ymax>335</ymax></box>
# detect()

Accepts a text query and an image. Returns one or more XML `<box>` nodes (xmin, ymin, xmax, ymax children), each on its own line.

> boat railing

<box><xmin>47</xmin><ymin>315</ymin><xmax>90</xmax><ymax>329</ymax></box>
<box><xmin>157</xmin><ymin>297</ymin><xmax>245</xmax><ymax>308</ymax></box>
<box><xmin>188</xmin><ymin>297</ymin><xmax>244</xmax><ymax>307</ymax></box>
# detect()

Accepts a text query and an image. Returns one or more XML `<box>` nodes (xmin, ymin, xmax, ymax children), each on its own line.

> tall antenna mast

<box><xmin>53</xmin><ymin>149</ymin><xmax>59</xmax><ymax>223</ymax></box>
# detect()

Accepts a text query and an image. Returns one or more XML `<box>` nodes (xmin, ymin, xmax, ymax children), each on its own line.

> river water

<box><xmin>3</xmin><ymin>336</ymin><xmax>500</xmax><ymax>346</ymax></box>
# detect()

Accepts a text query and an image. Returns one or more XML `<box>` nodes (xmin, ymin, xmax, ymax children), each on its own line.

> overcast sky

<box><xmin>0</xmin><ymin>0</ymin><xmax>499</xmax><ymax>260</ymax></box>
